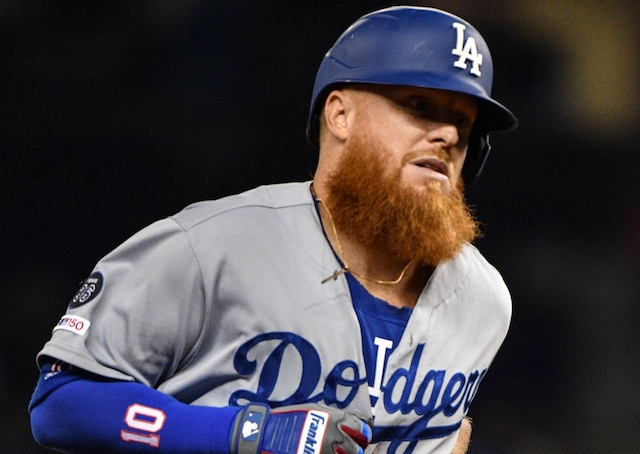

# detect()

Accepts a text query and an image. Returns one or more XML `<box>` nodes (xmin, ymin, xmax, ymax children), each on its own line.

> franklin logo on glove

<box><xmin>299</xmin><ymin>410</ymin><xmax>328</xmax><ymax>454</ymax></box>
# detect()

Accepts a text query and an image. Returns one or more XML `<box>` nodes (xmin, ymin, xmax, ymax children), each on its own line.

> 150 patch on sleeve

<box><xmin>53</xmin><ymin>315</ymin><xmax>91</xmax><ymax>336</ymax></box>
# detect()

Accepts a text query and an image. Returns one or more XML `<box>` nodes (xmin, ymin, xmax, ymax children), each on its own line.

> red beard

<box><xmin>324</xmin><ymin>132</ymin><xmax>480</xmax><ymax>267</ymax></box>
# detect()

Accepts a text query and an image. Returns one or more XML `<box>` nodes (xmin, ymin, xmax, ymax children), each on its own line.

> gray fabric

<box><xmin>37</xmin><ymin>181</ymin><xmax>511</xmax><ymax>453</ymax></box>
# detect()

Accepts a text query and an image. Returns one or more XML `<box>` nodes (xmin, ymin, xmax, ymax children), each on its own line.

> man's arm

<box><xmin>29</xmin><ymin>362</ymin><xmax>371</xmax><ymax>454</ymax></box>
<box><xmin>29</xmin><ymin>362</ymin><xmax>238</xmax><ymax>453</ymax></box>
<box><xmin>450</xmin><ymin>417</ymin><xmax>472</xmax><ymax>454</ymax></box>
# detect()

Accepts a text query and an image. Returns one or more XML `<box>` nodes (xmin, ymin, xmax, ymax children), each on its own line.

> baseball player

<box><xmin>29</xmin><ymin>6</ymin><xmax>517</xmax><ymax>454</ymax></box>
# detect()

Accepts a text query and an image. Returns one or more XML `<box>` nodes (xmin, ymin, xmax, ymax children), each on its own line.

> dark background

<box><xmin>2</xmin><ymin>1</ymin><xmax>639</xmax><ymax>452</ymax></box>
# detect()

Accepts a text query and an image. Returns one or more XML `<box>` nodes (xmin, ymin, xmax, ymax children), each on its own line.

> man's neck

<box><xmin>317</xmin><ymin>204</ymin><xmax>432</xmax><ymax>309</ymax></box>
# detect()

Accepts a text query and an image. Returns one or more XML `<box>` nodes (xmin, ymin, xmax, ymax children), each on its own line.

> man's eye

<box><xmin>405</xmin><ymin>98</ymin><xmax>431</xmax><ymax>115</ymax></box>
<box><xmin>455</xmin><ymin>116</ymin><xmax>472</xmax><ymax>130</ymax></box>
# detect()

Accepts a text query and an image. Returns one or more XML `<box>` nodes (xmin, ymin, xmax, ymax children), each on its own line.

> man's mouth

<box><xmin>411</xmin><ymin>157</ymin><xmax>449</xmax><ymax>177</ymax></box>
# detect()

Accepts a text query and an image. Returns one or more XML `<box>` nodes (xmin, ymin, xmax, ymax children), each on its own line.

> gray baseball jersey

<box><xmin>38</xmin><ymin>181</ymin><xmax>511</xmax><ymax>453</ymax></box>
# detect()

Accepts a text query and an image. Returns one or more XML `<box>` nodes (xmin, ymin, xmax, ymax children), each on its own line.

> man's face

<box><xmin>324</xmin><ymin>86</ymin><xmax>481</xmax><ymax>266</ymax></box>
<box><xmin>345</xmin><ymin>85</ymin><xmax>478</xmax><ymax>195</ymax></box>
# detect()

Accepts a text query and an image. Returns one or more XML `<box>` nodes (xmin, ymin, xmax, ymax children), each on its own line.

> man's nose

<box><xmin>425</xmin><ymin>121</ymin><xmax>459</xmax><ymax>150</ymax></box>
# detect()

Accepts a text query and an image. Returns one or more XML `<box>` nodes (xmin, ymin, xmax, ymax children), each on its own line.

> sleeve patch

<box><xmin>69</xmin><ymin>272</ymin><xmax>103</xmax><ymax>308</ymax></box>
<box><xmin>53</xmin><ymin>315</ymin><xmax>91</xmax><ymax>336</ymax></box>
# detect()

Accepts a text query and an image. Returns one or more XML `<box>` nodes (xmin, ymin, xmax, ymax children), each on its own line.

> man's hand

<box><xmin>450</xmin><ymin>417</ymin><xmax>472</xmax><ymax>454</ymax></box>
<box><xmin>230</xmin><ymin>403</ymin><xmax>372</xmax><ymax>454</ymax></box>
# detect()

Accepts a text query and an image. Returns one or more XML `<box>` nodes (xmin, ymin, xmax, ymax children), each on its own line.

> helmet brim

<box><xmin>305</xmin><ymin>79</ymin><xmax>517</xmax><ymax>149</ymax></box>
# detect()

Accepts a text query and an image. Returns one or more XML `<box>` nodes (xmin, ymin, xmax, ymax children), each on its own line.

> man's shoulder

<box><xmin>171</xmin><ymin>181</ymin><xmax>313</xmax><ymax>230</ymax></box>
<box><xmin>458</xmin><ymin>243</ymin><xmax>510</xmax><ymax>299</ymax></box>
<box><xmin>436</xmin><ymin>243</ymin><xmax>508</xmax><ymax>294</ymax></box>
<box><xmin>458</xmin><ymin>243</ymin><xmax>504</xmax><ymax>277</ymax></box>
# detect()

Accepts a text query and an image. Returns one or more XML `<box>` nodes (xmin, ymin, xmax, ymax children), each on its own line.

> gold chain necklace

<box><xmin>315</xmin><ymin>195</ymin><xmax>415</xmax><ymax>285</ymax></box>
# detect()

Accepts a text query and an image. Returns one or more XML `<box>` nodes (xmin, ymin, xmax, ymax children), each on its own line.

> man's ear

<box><xmin>322</xmin><ymin>89</ymin><xmax>353</xmax><ymax>142</ymax></box>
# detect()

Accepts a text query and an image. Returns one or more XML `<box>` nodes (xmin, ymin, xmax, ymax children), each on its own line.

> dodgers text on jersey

<box><xmin>228</xmin><ymin>332</ymin><xmax>486</xmax><ymax>452</ymax></box>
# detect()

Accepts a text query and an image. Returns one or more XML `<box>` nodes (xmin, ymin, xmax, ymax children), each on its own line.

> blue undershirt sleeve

<box><xmin>29</xmin><ymin>362</ymin><xmax>241</xmax><ymax>454</ymax></box>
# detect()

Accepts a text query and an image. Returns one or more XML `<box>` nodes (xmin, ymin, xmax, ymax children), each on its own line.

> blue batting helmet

<box><xmin>306</xmin><ymin>6</ymin><xmax>518</xmax><ymax>185</ymax></box>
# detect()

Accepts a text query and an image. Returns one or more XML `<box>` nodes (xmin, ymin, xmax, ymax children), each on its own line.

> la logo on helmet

<box><xmin>452</xmin><ymin>22</ymin><xmax>483</xmax><ymax>77</ymax></box>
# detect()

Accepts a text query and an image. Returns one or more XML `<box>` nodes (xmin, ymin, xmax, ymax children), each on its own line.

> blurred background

<box><xmin>1</xmin><ymin>0</ymin><xmax>639</xmax><ymax>452</ymax></box>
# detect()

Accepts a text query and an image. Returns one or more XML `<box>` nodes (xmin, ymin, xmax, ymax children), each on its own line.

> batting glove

<box><xmin>229</xmin><ymin>403</ymin><xmax>373</xmax><ymax>454</ymax></box>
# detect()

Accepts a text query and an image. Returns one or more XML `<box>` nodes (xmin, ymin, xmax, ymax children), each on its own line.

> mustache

<box><xmin>401</xmin><ymin>148</ymin><xmax>451</xmax><ymax>165</ymax></box>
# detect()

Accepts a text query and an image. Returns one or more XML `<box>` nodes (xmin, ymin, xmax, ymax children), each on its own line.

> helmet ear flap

<box><xmin>462</xmin><ymin>130</ymin><xmax>491</xmax><ymax>187</ymax></box>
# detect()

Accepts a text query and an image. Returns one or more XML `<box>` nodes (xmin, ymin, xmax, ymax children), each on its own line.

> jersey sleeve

<box><xmin>37</xmin><ymin>217</ymin><xmax>207</xmax><ymax>386</ymax></box>
<box><xmin>30</xmin><ymin>362</ymin><xmax>240</xmax><ymax>454</ymax></box>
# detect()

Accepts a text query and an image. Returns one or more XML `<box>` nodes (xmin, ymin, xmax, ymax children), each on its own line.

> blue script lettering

<box><xmin>229</xmin><ymin>332</ymin><xmax>488</xmax><ymax>450</ymax></box>
<box><xmin>229</xmin><ymin>332</ymin><xmax>365</xmax><ymax>408</ymax></box>
<box><xmin>375</xmin><ymin>345</ymin><xmax>487</xmax><ymax>451</ymax></box>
